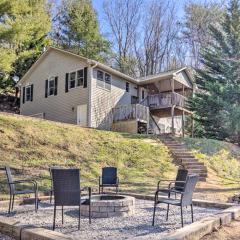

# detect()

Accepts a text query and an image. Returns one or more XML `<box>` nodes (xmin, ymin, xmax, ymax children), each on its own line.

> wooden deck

<box><xmin>112</xmin><ymin>104</ymin><xmax>149</xmax><ymax>123</ymax></box>
<box><xmin>141</xmin><ymin>92</ymin><xmax>186</xmax><ymax>109</ymax></box>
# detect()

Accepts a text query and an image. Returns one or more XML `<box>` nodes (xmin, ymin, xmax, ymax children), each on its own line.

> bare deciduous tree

<box><xmin>134</xmin><ymin>0</ymin><xmax>182</xmax><ymax>76</ymax></box>
<box><xmin>103</xmin><ymin>0</ymin><xmax>143</xmax><ymax>75</ymax></box>
<box><xmin>182</xmin><ymin>0</ymin><xmax>224</xmax><ymax>68</ymax></box>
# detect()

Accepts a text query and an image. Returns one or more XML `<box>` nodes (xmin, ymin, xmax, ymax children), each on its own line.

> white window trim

<box><xmin>96</xmin><ymin>69</ymin><xmax>111</xmax><ymax>91</ymax></box>
<box><xmin>77</xmin><ymin>69</ymin><xmax>84</xmax><ymax>87</ymax></box>
<box><xmin>68</xmin><ymin>68</ymin><xmax>85</xmax><ymax>90</ymax></box>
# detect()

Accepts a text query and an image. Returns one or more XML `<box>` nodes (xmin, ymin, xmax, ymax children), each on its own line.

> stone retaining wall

<box><xmin>0</xmin><ymin>193</ymin><xmax>238</xmax><ymax>240</ymax></box>
<box><xmin>121</xmin><ymin>192</ymin><xmax>240</xmax><ymax>240</ymax></box>
<box><xmin>0</xmin><ymin>216</ymin><xmax>72</xmax><ymax>240</ymax></box>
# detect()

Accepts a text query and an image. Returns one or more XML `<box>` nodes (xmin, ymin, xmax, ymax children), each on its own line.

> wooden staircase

<box><xmin>159</xmin><ymin>134</ymin><xmax>207</xmax><ymax>182</ymax></box>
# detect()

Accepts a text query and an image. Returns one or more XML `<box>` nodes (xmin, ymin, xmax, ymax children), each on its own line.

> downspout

<box><xmin>87</xmin><ymin>60</ymin><xmax>98</xmax><ymax>128</ymax></box>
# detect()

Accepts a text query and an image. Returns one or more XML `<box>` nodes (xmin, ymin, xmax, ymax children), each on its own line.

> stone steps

<box><xmin>159</xmin><ymin>135</ymin><xmax>208</xmax><ymax>182</ymax></box>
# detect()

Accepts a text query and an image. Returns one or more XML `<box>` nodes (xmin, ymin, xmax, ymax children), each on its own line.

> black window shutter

<box><xmin>30</xmin><ymin>84</ymin><xmax>34</xmax><ymax>101</ymax></box>
<box><xmin>45</xmin><ymin>79</ymin><xmax>48</xmax><ymax>98</ymax></box>
<box><xmin>22</xmin><ymin>86</ymin><xmax>25</xmax><ymax>104</ymax></box>
<box><xmin>54</xmin><ymin>77</ymin><xmax>58</xmax><ymax>96</ymax></box>
<box><xmin>83</xmin><ymin>67</ymin><xmax>88</xmax><ymax>88</ymax></box>
<box><xmin>65</xmin><ymin>73</ymin><xmax>69</xmax><ymax>92</ymax></box>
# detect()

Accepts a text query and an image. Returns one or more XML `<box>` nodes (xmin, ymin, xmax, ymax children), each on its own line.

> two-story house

<box><xmin>17</xmin><ymin>47</ymin><xmax>195</xmax><ymax>136</ymax></box>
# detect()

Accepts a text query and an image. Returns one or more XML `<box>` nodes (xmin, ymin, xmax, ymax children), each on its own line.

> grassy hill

<box><xmin>1</xmin><ymin>113</ymin><xmax>240</xmax><ymax>202</ymax></box>
<box><xmin>0</xmin><ymin>113</ymin><xmax>176</xmax><ymax>196</ymax></box>
<box><xmin>180</xmin><ymin>137</ymin><xmax>240</xmax><ymax>202</ymax></box>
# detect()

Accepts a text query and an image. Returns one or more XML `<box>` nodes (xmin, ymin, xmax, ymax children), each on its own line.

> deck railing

<box><xmin>141</xmin><ymin>92</ymin><xmax>186</xmax><ymax>109</ymax></box>
<box><xmin>112</xmin><ymin>104</ymin><xmax>149</xmax><ymax>123</ymax></box>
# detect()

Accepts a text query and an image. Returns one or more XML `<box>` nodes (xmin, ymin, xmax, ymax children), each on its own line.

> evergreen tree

<box><xmin>53</xmin><ymin>0</ymin><xmax>110</xmax><ymax>62</ymax></box>
<box><xmin>189</xmin><ymin>0</ymin><xmax>240</xmax><ymax>144</ymax></box>
<box><xmin>0</xmin><ymin>0</ymin><xmax>51</xmax><ymax>90</ymax></box>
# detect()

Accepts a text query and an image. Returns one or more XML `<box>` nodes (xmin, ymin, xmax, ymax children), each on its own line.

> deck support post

<box><xmin>171</xmin><ymin>105</ymin><xmax>175</xmax><ymax>135</ymax></box>
<box><xmin>191</xmin><ymin>114</ymin><xmax>194</xmax><ymax>138</ymax></box>
<box><xmin>182</xmin><ymin>110</ymin><xmax>185</xmax><ymax>138</ymax></box>
<box><xmin>171</xmin><ymin>77</ymin><xmax>175</xmax><ymax>135</ymax></box>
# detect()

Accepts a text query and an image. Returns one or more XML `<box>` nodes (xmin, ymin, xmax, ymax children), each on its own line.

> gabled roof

<box><xmin>138</xmin><ymin>67</ymin><xmax>194</xmax><ymax>88</ymax></box>
<box><xmin>17</xmin><ymin>46</ymin><xmax>137</xmax><ymax>86</ymax></box>
<box><xmin>17</xmin><ymin>46</ymin><xmax>193</xmax><ymax>87</ymax></box>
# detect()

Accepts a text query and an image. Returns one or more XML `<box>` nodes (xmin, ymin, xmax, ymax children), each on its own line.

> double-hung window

<box><xmin>69</xmin><ymin>72</ymin><xmax>76</xmax><ymax>89</ymax></box>
<box><xmin>68</xmin><ymin>69</ymin><xmax>85</xmax><ymax>89</ymax></box>
<box><xmin>26</xmin><ymin>85</ymin><xmax>32</xmax><ymax>101</ymax></box>
<box><xmin>45</xmin><ymin>76</ymin><xmax>58</xmax><ymax>98</ymax></box>
<box><xmin>77</xmin><ymin>69</ymin><xmax>84</xmax><ymax>86</ymax></box>
<box><xmin>105</xmin><ymin>73</ymin><xmax>111</xmax><ymax>90</ymax></box>
<box><xmin>48</xmin><ymin>77</ymin><xmax>55</xmax><ymax>96</ymax></box>
<box><xmin>97</xmin><ymin>70</ymin><xmax>111</xmax><ymax>90</ymax></box>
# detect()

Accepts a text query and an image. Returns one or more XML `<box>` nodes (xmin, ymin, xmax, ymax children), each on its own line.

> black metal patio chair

<box><xmin>52</xmin><ymin>168</ymin><xmax>91</xmax><ymax>230</ymax></box>
<box><xmin>157</xmin><ymin>168</ymin><xmax>188</xmax><ymax>197</ymax></box>
<box><xmin>152</xmin><ymin>174</ymin><xmax>198</xmax><ymax>227</ymax></box>
<box><xmin>49</xmin><ymin>166</ymin><xmax>62</xmax><ymax>203</ymax></box>
<box><xmin>5</xmin><ymin>166</ymin><xmax>38</xmax><ymax>214</ymax></box>
<box><xmin>99</xmin><ymin>167</ymin><xmax>119</xmax><ymax>194</ymax></box>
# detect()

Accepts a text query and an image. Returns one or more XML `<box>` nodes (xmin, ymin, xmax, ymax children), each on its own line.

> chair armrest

<box><xmin>11</xmin><ymin>179</ymin><xmax>37</xmax><ymax>185</ymax></box>
<box><xmin>157</xmin><ymin>179</ymin><xmax>175</xmax><ymax>189</ymax></box>
<box><xmin>117</xmin><ymin>177</ymin><xmax>119</xmax><ymax>184</ymax></box>
<box><xmin>10</xmin><ymin>180</ymin><xmax>38</xmax><ymax>189</ymax></box>
<box><xmin>155</xmin><ymin>188</ymin><xmax>183</xmax><ymax>202</ymax></box>
<box><xmin>168</xmin><ymin>180</ymin><xmax>186</xmax><ymax>189</ymax></box>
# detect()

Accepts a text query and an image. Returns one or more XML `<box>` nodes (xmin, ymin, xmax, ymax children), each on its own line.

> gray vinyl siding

<box><xmin>90</xmin><ymin>68</ymin><xmax>138</xmax><ymax>129</ymax></box>
<box><xmin>20</xmin><ymin>50</ymin><xmax>88</xmax><ymax>124</ymax></box>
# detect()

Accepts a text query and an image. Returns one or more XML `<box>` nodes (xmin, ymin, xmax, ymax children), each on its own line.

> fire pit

<box><xmin>81</xmin><ymin>195</ymin><xmax>135</xmax><ymax>218</ymax></box>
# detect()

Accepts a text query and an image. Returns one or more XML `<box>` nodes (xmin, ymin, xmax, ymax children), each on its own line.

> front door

<box><xmin>77</xmin><ymin>104</ymin><xmax>87</xmax><ymax>126</ymax></box>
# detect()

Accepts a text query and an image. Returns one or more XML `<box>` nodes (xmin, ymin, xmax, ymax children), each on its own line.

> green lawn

<box><xmin>181</xmin><ymin>137</ymin><xmax>240</xmax><ymax>181</ymax></box>
<box><xmin>0</xmin><ymin>113</ymin><xmax>176</xmax><ymax>197</ymax></box>
<box><xmin>1</xmin><ymin>113</ymin><xmax>240</xmax><ymax>202</ymax></box>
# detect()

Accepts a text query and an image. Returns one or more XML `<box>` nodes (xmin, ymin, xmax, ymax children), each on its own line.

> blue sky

<box><xmin>54</xmin><ymin>0</ymin><xmax>225</xmax><ymax>34</ymax></box>
<box><xmin>91</xmin><ymin>0</ymin><xmax>188</xmax><ymax>33</ymax></box>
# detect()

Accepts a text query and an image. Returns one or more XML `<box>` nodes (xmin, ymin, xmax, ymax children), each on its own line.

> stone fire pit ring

<box><xmin>81</xmin><ymin>195</ymin><xmax>135</xmax><ymax>218</ymax></box>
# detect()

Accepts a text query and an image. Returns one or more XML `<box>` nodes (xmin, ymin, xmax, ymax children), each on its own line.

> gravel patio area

<box><xmin>0</xmin><ymin>199</ymin><xmax>220</xmax><ymax>240</ymax></box>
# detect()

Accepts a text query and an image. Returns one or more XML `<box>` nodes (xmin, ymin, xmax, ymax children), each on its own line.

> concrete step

<box><xmin>172</xmin><ymin>153</ymin><xmax>195</xmax><ymax>159</ymax></box>
<box><xmin>172</xmin><ymin>151</ymin><xmax>193</xmax><ymax>155</ymax></box>
<box><xmin>161</xmin><ymin>139</ymin><xmax>183</xmax><ymax>145</ymax></box>
<box><xmin>180</xmin><ymin>158</ymin><xmax>199</xmax><ymax>162</ymax></box>
<box><xmin>182</xmin><ymin>162</ymin><xmax>202</xmax><ymax>166</ymax></box>
<box><xmin>180</xmin><ymin>157</ymin><xmax>199</xmax><ymax>161</ymax></box>
<box><xmin>159</xmin><ymin>136</ymin><xmax>208</xmax><ymax>182</ymax></box>
<box><xmin>183</xmin><ymin>162</ymin><xmax>205</xmax><ymax>166</ymax></box>
<box><xmin>188</xmin><ymin>169</ymin><xmax>207</xmax><ymax>174</ymax></box>
<box><xmin>168</xmin><ymin>146</ymin><xmax>186</xmax><ymax>150</ymax></box>
<box><xmin>163</xmin><ymin>141</ymin><xmax>183</xmax><ymax>144</ymax></box>
<box><xmin>186</xmin><ymin>165</ymin><xmax>207</xmax><ymax>170</ymax></box>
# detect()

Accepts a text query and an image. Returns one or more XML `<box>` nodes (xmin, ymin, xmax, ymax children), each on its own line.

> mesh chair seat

<box><xmin>99</xmin><ymin>183</ymin><xmax>118</xmax><ymax>187</ymax></box>
<box><xmin>157</xmin><ymin>188</ymin><xmax>182</xmax><ymax>195</ymax></box>
<box><xmin>156</xmin><ymin>197</ymin><xmax>181</xmax><ymax>206</ymax></box>
<box><xmin>14</xmin><ymin>189</ymin><xmax>36</xmax><ymax>195</ymax></box>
